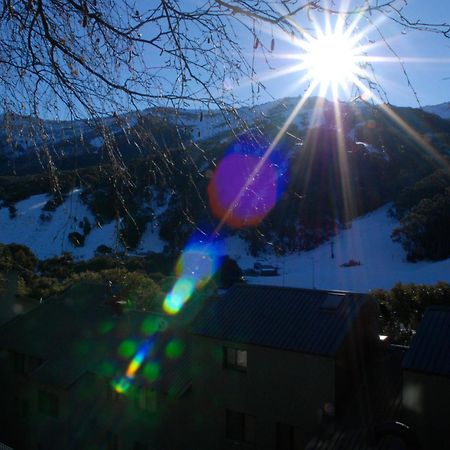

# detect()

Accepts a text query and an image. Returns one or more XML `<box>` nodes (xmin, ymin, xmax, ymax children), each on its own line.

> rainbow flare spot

<box><xmin>208</xmin><ymin>135</ymin><xmax>288</xmax><ymax>228</ymax></box>
<box><xmin>163</xmin><ymin>233</ymin><xmax>223</xmax><ymax>315</ymax></box>
<box><xmin>113</xmin><ymin>339</ymin><xmax>155</xmax><ymax>394</ymax></box>
<box><xmin>114</xmin><ymin>233</ymin><xmax>223</xmax><ymax>394</ymax></box>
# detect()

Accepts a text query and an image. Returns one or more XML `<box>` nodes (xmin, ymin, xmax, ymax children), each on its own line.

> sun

<box><xmin>300</xmin><ymin>29</ymin><xmax>361</xmax><ymax>89</ymax></box>
<box><xmin>302</xmin><ymin>31</ymin><xmax>359</xmax><ymax>86</ymax></box>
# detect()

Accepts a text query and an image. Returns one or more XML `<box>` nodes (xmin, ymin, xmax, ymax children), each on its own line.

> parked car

<box><xmin>253</xmin><ymin>262</ymin><xmax>279</xmax><ymax>276</ymax></box>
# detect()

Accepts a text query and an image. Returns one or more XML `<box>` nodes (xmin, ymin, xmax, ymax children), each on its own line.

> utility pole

<box><xmin>329</xmin><ymin>241</ymin><xmax>335</xmax><ymax>259</ymax></box>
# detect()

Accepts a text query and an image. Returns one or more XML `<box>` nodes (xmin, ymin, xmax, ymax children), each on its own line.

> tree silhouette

<box><xmin>1</xmin><ymin>1</ymin><xmax>449</xmax><ymax>120</ymax></box>
<box><xmin>1</xmin><ymin>1</ymin><xmax>449</xmax><ymax>238</ymax></box>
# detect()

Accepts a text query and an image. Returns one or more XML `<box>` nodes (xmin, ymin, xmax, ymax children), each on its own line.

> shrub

<box><xmin>392</xmin><ymin>188</ymin><xmax>450</xmax><ymax>261</ymax></box>
<box><xmin>38</xmin><ymin>254</ymin><xmax>74</xmax><ymax>279</ymax></box>
<box><xmin>0</xmin><ymin>243</ymin><xmax>38</xmax><ymax>274</ymax></box>
<box><xmin>68</xmin><ymin>232</ymin><xmax>85</xmax><ymax>247</ymax></box>
<box><xmin>8</xmin><ymin>204</ymin><xmax>17</xmax><ymax>219</ymax></box>
<box><xmin>95</xmin><ymin>245</ymin><xmax>112</xmax><ymax>255</ymax></box>
<box><xmin>371</xmin><ymin>282</ymin><xmax>450</xmax><ymax>345</ymax></box>
<box><xmin>40</xmin><ymin>212</ymin><xmax>52</xmax><ymax>223</ymax></box>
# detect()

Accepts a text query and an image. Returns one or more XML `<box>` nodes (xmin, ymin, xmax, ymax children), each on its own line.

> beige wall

<box><xmin>190</xmin><ymin>336</ymin><xmax>335</xmax><ymax>450</ymax></box>
<box><xmin>402</xmin><ymin>370</ymin><xmax>450</xmax><ymax>449</ymax></box>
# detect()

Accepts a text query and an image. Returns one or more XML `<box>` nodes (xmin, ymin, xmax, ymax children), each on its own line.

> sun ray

<box><xmin>213</xmin><ymin>8</ymin><xmax>449</xmax><ymax>241</ymax></box>
<box><xmin>350</xmin><ymin>76</ymin><xmax>450</xmax><ymax>170</ymax></box>
<box><xmin>213</xmin><ymin>80</ymin><xmax>319</xmax><ymax>235</ymax></box>
<box><xmin>331</xmin><ymin>86</ymin><xmax>356</xmax><ymax>224</ymax></box>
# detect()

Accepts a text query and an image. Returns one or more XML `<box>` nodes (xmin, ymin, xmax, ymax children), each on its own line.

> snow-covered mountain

<box><xmin>0</xmin><ymin>191</ymin><xmax>448</xmax><ymax>292</ymax></box>
<box><xmin>0</xmin><ymin>96</ymin><xmax>449</xmax><ymax>292</ymax></box>
<box><xmin>0</xmin><ymin>97</ymin><xmax>354</xmax><ymax>161</ymax></box>
<box><xmin>239</xmin><ymin>205</ymin><xmax>450</xmax><ymax>292</ymax></box>
<box><xmin>1</xmin><ymin>97</ymin><xmax>448</xmax><ymax>172</ymax></box>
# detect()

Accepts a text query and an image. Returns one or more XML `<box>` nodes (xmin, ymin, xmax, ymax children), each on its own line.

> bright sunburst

<box><xmin>300</xmin><ymin>29</ymin><xmax>360</xmax><ymax>88</ymax></box>
<box><xmin>210</xmin><ymin>10</ymin><xmax>450</xmax><ymax>237</ymax></box>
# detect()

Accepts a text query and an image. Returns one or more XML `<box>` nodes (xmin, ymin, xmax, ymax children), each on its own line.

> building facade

<box><xmin>402</xmin><ymin>306</ymin><xmax>450</xmax><ymax>449</ymax></box>
<box><xmin>0</xmin><ymin>282</ymin><xmax>381</xmax><ymax>450</ymax></box>
<box><xmin>190</xmin><ymin>284</ymin><xmax>379</xmax><ymax>450</ymax></box>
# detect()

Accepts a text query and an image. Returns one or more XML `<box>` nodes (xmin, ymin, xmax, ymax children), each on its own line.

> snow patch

<box><xmin>242</xmin><ymin>205</ymin><xmax>450</xmax><ymax>292</ymax></box>
<box><xmin>0</xmin><ymin>190</ymin><xmax>121</xmax><ymax>260</ymax></box>
<box><xmin>90</xmin><ymin>136</ymin><xmax>104</xmax><ymax>148</ymax></box>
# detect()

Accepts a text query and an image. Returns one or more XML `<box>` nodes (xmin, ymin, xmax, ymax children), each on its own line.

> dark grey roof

<box><xmin>192</xmin><ymin>284</ymin><xmax>368</xmax><ymax>356</ymax></box>
<box><xmin>0</xmin><ymin>282</ymin><xmax>191</xmax><ymax>393</ymax></box>
<box><xmin>0</xmin><ymin>442</ymin><xmax>14</xmax><ymax>450</ymax></box>
<box><xmin>403</xmin><ymin>307</ymin><xmax>450</xmax><ymax>377</ymax></box>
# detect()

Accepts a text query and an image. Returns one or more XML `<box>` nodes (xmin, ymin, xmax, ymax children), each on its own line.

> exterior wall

<box><xmin>190</xmin><ymin>336</ymin><xmax>335</xmax><ymax>450</ymax></box>
<box><xmin>35</xmin><ymin>373</ymin><xmax>192</xmax><ymax>450</ymax></box>
<box><xmin>0</xmin><ymin>351</ymin><xmax>192</xmax><ymax>450</ymax></box>
<box><xmin>28</xmin><ymin>382</ymin><xmax>70</xmax><ymax>450</ymax></box>
<box><xmin>335</xmin><ymin>298</ymin><xmax>380</xmax><ymax>413</ymax></box>
<box><xmin>0</xmin><ymin>351</ymin><xmax>46</xmax><ymax>450</ymax></box>
<box><xmin>402</xmin><ymin>370</ymin><xmax>450</xmax><ymax>449</ymax></box>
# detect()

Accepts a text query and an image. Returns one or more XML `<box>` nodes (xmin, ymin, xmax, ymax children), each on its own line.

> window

<box><xmin>226</xmin><ymin>409</ymin><xmax>256</xmax><ymax>444</ymax></box>
<box><xmin>276</xmin><ymin>423</ymin><xmax>303</xmax><ymax>450</ymax></box>
<box><xmin>12</xmin><ymin>352</ymin><xmax>43</xmax><ymax>375</ymax></box>
<box><xmin>14</xmin><ymin>396</ymin><xmax>29</xmax><ymax>419</ymax></box>
<box><xmin>106</xmin><ymin>432</ymin><xmax>119</xmax><ymax>450</ymax></box>
<box><xmin>320</xmin><ymin>294</ymin><xmax>344</xmax><ymax>312</ymax></box>
<box><xmin>38</xmin><ymin>391</ymin><xmax>58</xmax><ymax>418</ymax></box>
<box><xmin>28</xmin><ymin>356</ymin><xmax>43</xmax><ymax>372</ymax></box>
<box><xmin>138</xmin><ymin>387</ymin><xmax>157</xmax><ymax>412</ymax></box>
<box><xmin>224</xmin><ymin>347</ymin><xmax>247</xmax><ymax>371</ymax></box>
<box><xmin>106</xmin><ymin>379</ymin><xmax>121</xmax><ymax>402</ymax></box>
<box><xmin>13</xmin><ymin>352</ymin><xmax>25</xmax><ymax>374</ymax></box>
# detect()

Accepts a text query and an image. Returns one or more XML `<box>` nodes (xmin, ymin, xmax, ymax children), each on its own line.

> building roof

<box><xmin>402</xmin><ymin>306</ymin><xmax>450</xmax><ymax>377</ymax></box>
<box><xmin>192</xmin><ymin>284</ymin><xmax>369</xmax><ymax>356</ymax></box>
<box><xmin>0</xmin><ymin>282</ymin><xmax>191</xmax><ymax>394</ymax></box>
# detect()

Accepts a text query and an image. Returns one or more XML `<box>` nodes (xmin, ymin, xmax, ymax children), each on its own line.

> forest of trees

<box><xmin>392</xmin><ymin>169</ymin><xmax>450</xmax><ymax>260</ymax></box>
<box><xmin>0</xmin><ymin>243</ymin><xmax>242</xmax><ymax>307</ymax></box>
<box><xmin>1</xmin><ymin>102</ymin><xmax>449</xmax><ymax>259</ymax></box>
<box><xmin>1</xmin><ymin>241</ymin><xmax>447</xmax><ymax>348</ymax></box>
<box><xmin>372</xmin><ymin>282</ymin><xmax>450</xmax><ymax>345</ymax></box>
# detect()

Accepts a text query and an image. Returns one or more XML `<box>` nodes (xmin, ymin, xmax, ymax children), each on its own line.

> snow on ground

<box><xmin>0</xmin><ymin>189</ymin><xmax>172</xmax><ymax>260</ymax></box>
<box><xmin>0</xmin><ymin>190</ymin><xmax>124</xmax><ymax>260</ymax></box>
<box><xmin>1</xmin><ymin>193</ymin><xmax>449</xmax><ymax>292</ymax></box>
<box><xmin>223</xmin><ymin>205</ymin><xmax>450</xmax><ymax>293</ymax></box>
<box><xmin>89</xmin><ymin>136</ymin><xmax>104</xmax><ymax>149</ymax></box>
<box><xmin>135</xmin><ymin>221</ymin><xmax>165</xmax><ymax>254</ymax></box>
<box><xmin>355</xmin><ymin>142</ymin><xmax>389</xmax><ymax>161</ymax></box>
<box><xmin>133</xmin><ymin>188</ymin><xmax>171</xmax><ymax>255</ymax></box>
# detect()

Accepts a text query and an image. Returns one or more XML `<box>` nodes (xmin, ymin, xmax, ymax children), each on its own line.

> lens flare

<box><xmin>163</xmin><ymin>278</ymin><xmax>195</xmax><ymax>315</ymax></box>
<box><xmin>208</xmin><ymin>135</ymin><xmax>287</xmax><ymax>228</ymax></box>
<box><xmin>113</xmin><ymin>338</ymin><xmax>155</xmax><ymax>394</ymax></box>
<box><xmin>163</xmin><ymin>233</ymin><xmax>223</xmax><ymax>315</ymax></box>
<box><xmin>118</xmin><ymin>339</ymin><xmax>137</xmax><ymax>359</ymax></box>
<box><xmin>166</xmin><ymin>339</ymin><xmax>185</xmax><ymax>359</ymax></box>
<box><xmin>114</xmin><ymin>235</ymin><xmax>222</xmax><ymax>394</ymax></box>
<box><xmin>143</xmin><ymin>361</ymin><xmax>160</xmax><ymax>382</ymax></box>
<box><xmin>113</xmin><ymin>377</ymin><xmax>131</xmax><ymax>394</ymax></box>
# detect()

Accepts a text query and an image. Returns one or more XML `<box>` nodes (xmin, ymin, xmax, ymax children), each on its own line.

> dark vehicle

<box><xmin>253</xmin><ymin>262</ymin><xmax>279</xmax><ymax>276</ymax></box>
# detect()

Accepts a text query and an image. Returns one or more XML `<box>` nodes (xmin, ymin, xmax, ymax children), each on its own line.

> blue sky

<box><xmin>227</xmin><ymin>0</ymin><xmax>450</xmax><ymax>107</ymax></box>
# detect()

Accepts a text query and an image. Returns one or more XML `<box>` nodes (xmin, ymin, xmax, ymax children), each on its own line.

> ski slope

<box><xmin>0</xmin><ymin>193</ymin><xmax>449</xmax><ymax>292</ymax></box>
<box><xmin>224</xmin><ymin>205</ymin><xmax>450</xmax><ymax>293</ymax></box>
<box><xmin>0</xmin><ymin>190</ymin><xmax>161</xmax><ymax>260</ymax></box>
